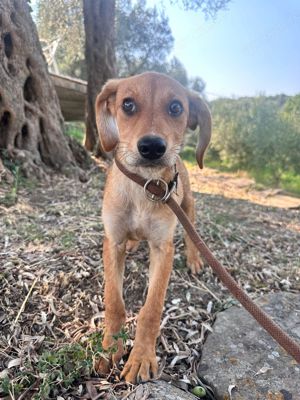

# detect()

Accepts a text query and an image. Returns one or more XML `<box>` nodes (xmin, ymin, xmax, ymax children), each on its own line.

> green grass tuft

<box><xmin>280</xmin><ymin>172</ymin><xmax>300</xmax><ymax>195</ymax></box>
<box><xmin>65</xmin><ymin>123</ymin><xmax>85</xmax><ymax>144</ymax></box>
<box><xmin>0</xmin><ymin>158</ymin><xmax>20</xmax><ymax>207</ymax></box>
<box><xmin>0</xmin><ymin>329</ymin><xmax>128</xmax><ymax>399</ymax></box>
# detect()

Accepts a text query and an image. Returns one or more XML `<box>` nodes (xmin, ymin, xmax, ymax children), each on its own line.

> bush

<box><xmin>182</xmin><ymin>94</ymin><xmax>300</xmax><ymax>195</ymax></box>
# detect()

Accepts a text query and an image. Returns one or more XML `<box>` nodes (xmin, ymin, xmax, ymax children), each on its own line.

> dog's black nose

<box><xmin>137</xmin><ymin>136</ymin><xmax>167</xmax><ymax>160</ymax></box>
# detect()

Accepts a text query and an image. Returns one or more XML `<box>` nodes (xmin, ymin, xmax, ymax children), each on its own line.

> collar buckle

<box><xmin>143</xmin><ymin>173</ymin><xmax>178</xmax><ymax>203</ymax></box>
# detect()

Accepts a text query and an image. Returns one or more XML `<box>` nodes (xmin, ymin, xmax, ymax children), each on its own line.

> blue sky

<box><xmin>150</xmin><ymin>0</ymin><xmax>300</xmax><ymax>98</ymax></box>
<box><xmin>31</xmin><ymin>0</ymin><xmax>300</xmax><ymax>99</ymax></box>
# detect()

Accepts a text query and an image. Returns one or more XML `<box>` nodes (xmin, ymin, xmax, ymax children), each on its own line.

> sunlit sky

<box><xmin>31</xmin><ymin>0</ymin><xmax>300</xmax><ymax>99</ymax></box>
<box><xmin>151</xmin><ymin>0</ymin><xmax>300</xmax><ymax>99</ymax></box>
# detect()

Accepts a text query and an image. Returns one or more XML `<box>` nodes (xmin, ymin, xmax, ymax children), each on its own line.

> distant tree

<box><xmin>209</xmin><ymin>95</ymin><xmax>300</xmax><ymax>183</ymax></box>
<box><xmin>190</xmin><ymin>76</ymin><xmax>206</xmax><ymax>94</ymax></box>
<box><xmin>281</xmin><ymin>95</ymin><xmax>300</xmax><ymax>174</ymax></box>
<box><xmin>116</xmin><ymin>0</ymin><xmax>174</xmax><ymax>76</ymax></box>
<box><xmin>171</xmin><ymin>0</ymin><xmax>231</xmax><ymax>17</ymax></box>
<box><xmin>37</xmin><ymin>0</ymin><xmax>85</xmax><ymax>78</ymax></box>
<box><xmin>282</xmin><ymin>94</ymin><xmax>300</xmax><ymax>122</ymax></box>
<box><xmin>164</xmin><ymin>57</ymin><xmax>188</xmax><ymax>86</ymax></box>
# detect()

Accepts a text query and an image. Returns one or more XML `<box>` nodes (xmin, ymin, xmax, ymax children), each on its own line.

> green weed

<box><xmin>180</xmin><ymin>146</ymin><xmax>197</xmax><ymax>165</ymax></box>
<box><xmin>213</xmin><ymin>213</ymin><xmax>231</xmax><ymax>226</ymax></box>
<box><xmin>251</xmin><ymin>169</ymin><xmax>300</xmax><ymax>196</ymax></box>
<box><xmin>280</xmin><ymin>172</ymin><xmax>300</xmax><ymax>195</ymax></box>
<box><xmin>65</xmin><ymin>122</ymin><xmax>85</xmax><ymax>143</ymax></box>
<box><xmin>60</xmin><ymin>230</ymin><xmax>77</xmax><ymax>248</ymax></box>
<box><xmin>0</xmin><ymin>329</ymin><xmax>128</xmax><ymax>399</ymax></box>
<box><xmin>21</xmin><ymin>222</ymin><xmax>45</xmax><ymax>242</ymax></box>
<box><xmin>113</xmin><ymin>327</ymin><xmax>129</xmax><ymax>344</ymax></box>
<box><xmin>0</xmin><ymin>164</ymin><xmax>20</xmax><ymax>207</ymax></box>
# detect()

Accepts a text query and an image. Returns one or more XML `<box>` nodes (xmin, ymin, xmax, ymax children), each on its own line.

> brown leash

<box><xmin>115</xmin><ymin>158</ymin><xmax>300</xmax><ymax>364</ymax></box>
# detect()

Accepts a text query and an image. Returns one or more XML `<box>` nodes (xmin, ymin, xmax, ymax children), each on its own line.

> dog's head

<box><xmin>95</xmin><ymin>72</ymin><xmax>211</xmax><ymax>169</ymax></box>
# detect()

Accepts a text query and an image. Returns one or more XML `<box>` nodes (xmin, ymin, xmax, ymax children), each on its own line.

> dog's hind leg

<box><xmin>126</xmin><ymin>239</ymin><xmax>140</xmax><ymax>253</ymax></box>
<box><xmin>181</xmin><ymin>192</ymin><xmax>204</xmax><ymax>274</ymax></box>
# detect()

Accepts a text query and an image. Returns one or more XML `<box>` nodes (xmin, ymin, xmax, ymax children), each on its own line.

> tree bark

<box><xmin>0</xmin><ymin>0</ymin><xmax>83</xmax><ymax>179</ymax></box>
<box><xmin>83</xmin><ymin>0</ymin><xmax>116</xmax><ymax>157</ymax></box>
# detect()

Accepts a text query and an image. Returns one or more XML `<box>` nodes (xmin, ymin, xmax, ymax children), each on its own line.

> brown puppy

<box><xmin>95</xmin><ymin>72</ymin><xmax>211</xmax><ymax>383</ymax></box>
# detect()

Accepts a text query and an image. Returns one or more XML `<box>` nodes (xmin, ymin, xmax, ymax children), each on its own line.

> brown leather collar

<box><xmin>115</xmin><ymin>158</ymin><xmax>178</xmax><ymax>203</ymax></box>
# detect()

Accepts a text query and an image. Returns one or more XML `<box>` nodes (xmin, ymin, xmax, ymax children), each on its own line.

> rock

<box><xmin>199</xmin><ymin>292</ymin><xmax>300</xmax><ymax>400</ymax></box>
<box><xmin>127</xmin><ymin>380</ymin><xmax>197</xmax><ymax>399</ymax></box>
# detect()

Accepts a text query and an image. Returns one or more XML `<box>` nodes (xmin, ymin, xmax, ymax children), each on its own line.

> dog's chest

<box><xmin>123</xmin><ymin>184</ymin><xmax>175</xmax><ymax>241</ymax></box>
<box><xmin>128</xmin><ymin>208</ymin><xmax>149</xmax><ymax>239</ymax></box>
<box><xmin>126</xmin><ymin>197</ymin><xmax>161</xmax><ymax>240</ymax></box>
<box><xmin>104</xmin><ymin>172</ymin><xmax>178</xmax><ymax>243</ymax></box>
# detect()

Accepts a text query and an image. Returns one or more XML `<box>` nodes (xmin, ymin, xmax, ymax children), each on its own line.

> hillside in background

<box><xmin>182</xmin><ymin>93</ymin><xmax>300</xmax><ymax>195</ymax></box>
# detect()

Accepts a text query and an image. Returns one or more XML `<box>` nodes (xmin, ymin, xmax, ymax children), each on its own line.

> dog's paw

<box><xmin>186</xmin><ymin>253</ymin><xmax>204</xmax><ymax>274</ymax></box>
<box><xmin>121</xmin><ymin>347</ymin><xmax>158</xmax><ymax>383</ymax></box>
<box><xmin>102</xmin><ymin>332</ymin><xmax>125</xmax><ymax>365</ymax></box>
<box><xmin>126</xmin><ymin>240</ymin><xmax>140</xmax><ymax>253</ymax></box>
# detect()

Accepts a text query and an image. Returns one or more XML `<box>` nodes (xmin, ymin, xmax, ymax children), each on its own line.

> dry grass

<box><xmin>0</xmin><ymin>164</ymin><xmax>299</xmax><ymax>399</ymax></box>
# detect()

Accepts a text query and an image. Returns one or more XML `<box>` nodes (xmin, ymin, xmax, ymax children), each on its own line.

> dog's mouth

<box><xmin>116</xmin><ymin>147</ymin><xmax>177</xmax><ymax>169</ymax></box>
<box><xmin>136</xmin><ymin>157</ymin><xmax>169</xmax><ymax>168</ymax></box>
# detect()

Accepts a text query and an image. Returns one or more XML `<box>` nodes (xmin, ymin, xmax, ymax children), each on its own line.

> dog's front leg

<box><xmin>121</xmin><ymin>239</ymin><xmax>174</xmax><ymax>383</ymax></box>
<box><xmin>101</xmin><ymin>236</ymin><xmax>126</xmax><ymax>367</ymax></box>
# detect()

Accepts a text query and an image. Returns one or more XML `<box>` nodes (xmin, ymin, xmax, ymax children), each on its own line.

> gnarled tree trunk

<box><xmin>0</xmin><ymin>0</ymin><xmax>82</xmax><ymax>178</ymax></box>
<box><xmin>83</xmin><ymin>0</ymin><xmax>116</xmax><ymax>157</ymax></box>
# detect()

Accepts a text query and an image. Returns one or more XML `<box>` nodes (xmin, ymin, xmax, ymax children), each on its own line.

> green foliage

<box><xmin>190</xmin><ymin>76</ymin><xmax>206</xmax><ymax>93</ymax></box>
<box><xmin>0</xmin><ymin>153</ymin><xmax>20</xmax><ymax>206</ymax></box>
<box><xmin>37</xmin><ymin>0</ymin><xmax>85</xmax><ymax>78</ymax></box>
<box><xmin>180</xmin><ymin>145</ymin><xmax>196</xmax><ymax>164</ymax></box>
<box><xmin>113</xmin><ymin>327</ymin><xmax>128</xmax><ymax>344</ymax></box>
<box><xmin>35</xmin><ymin>343</ymin><xmax>91</xmax><ymax>397</ymax></box>
<box><xmin>171</xmin><ymin>0</ymin><xmax>231</xmax><ymax>18</ymax></box>
<box><xmin>0</xmin><ymin>374</ymin><xmax>34</xmax><ymax>397</ymax></box>
<box><xmin>65</xmin><ymin>122</ymin><xmax>85</xmax><ymax>143</ymax></box>
<box><xmin>183</xmin><ymin>94</ymin><xmax>300</xmax><ymax>194</ymax></box>
<box><xmin>116</xmin><ymin>0</ymin><xmax>174</xmax><ymax>76</ymax></box>
<box><xmin>116</xmin><ymin>1</ymin><xmax>205</xmax><ymax>88</ymax></box>
<box><xmin>166</xmin><ymin>57</ymin><xmax>189</xmax><ymax>86</ymax></box>
<box><xmin>1</xmin><ymin>343</ymin><xmax>91</xmax><ymax>398</ymax></box>
<box><xmin>280</xmin><ymin>172</ymin><xmax>300</xmax><ymax>195</ymax></box>
<box><xmin>0</xmin><ymin>330</ymin><xmax>127</xmax><ymax>399</ymax></box>
<box><xmin>60</xmin><ymin>230</ymin><xmax>77</xmax><ymax>248</ymax></box>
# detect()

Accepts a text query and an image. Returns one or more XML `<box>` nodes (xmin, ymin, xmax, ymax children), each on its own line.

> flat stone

<box><xmin>126</xmin><ymin>380</ymin><xmax>197</xmax><ymax>399</ymax></box>
<box><xmin>199</xmin><ymin>292</ymin><xmax>300</xmax><ymax>400</ymax></box>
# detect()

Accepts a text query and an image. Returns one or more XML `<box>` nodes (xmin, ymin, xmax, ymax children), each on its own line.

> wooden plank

<box><xmin>50</xmin><ymin>73</ymin><xmax>87</xmax><ymax>121</ymax></box>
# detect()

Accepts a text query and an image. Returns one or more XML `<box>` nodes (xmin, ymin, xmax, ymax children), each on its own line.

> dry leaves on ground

<box><xmin>0</xmin><ymin>165</ymin><xmax>299</xmax><ymax>399</ymax></box>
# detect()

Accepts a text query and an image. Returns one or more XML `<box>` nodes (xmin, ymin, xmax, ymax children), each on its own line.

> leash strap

<box><xmin>115</xmin><ymin>158</ymin><xmax>300</xmax><ymax>364</ymax></box>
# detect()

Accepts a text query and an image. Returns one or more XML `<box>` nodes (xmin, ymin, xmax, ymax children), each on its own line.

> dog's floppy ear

<box><xmin>95</xmin><ymin>79</ymin><xmax>121</xmax><ymax>152</ymax></box>
<box><xmin>187</xmin><ymin>91</ymin><xmax>212</xmax><ymax>169</ymax></box>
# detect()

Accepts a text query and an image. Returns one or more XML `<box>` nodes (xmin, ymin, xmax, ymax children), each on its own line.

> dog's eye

<box><xmin>168</xmin><ymin>100</ymin><xmax>183</xmax><ymax>117</ymax></box>
<box><xmin>122</xmin><ymin>98</ymin><xmax>137</xmax><ymax>115</ymax></box>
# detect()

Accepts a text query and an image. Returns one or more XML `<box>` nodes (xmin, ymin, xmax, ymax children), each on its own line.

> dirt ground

<box><xmin>0</xmin><ymin>164</ymin><xmax>299</xmax><ymax>399</ymax></box>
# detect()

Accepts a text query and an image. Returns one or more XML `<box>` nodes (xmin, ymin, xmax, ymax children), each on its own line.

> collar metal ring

<box><xmin>144</xmin><ymin>178</ymin><xmax>169</xmax><ymax>202</ymax></box>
